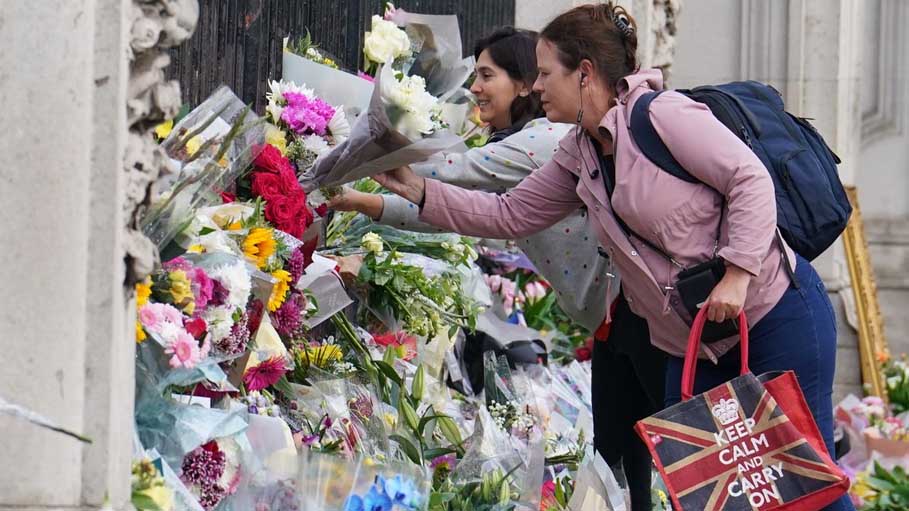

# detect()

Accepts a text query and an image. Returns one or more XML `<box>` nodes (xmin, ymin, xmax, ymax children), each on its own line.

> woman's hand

<box><xmin>373</xmin><ymin>166</ymin><xmax>425</xmax><ymax>204</ymax></box>
<box><xmin>326</xmin><ymin>188</ymin><xmax>384</xmax><ymax>220</ymax></box>
<box><xmin>703</xmin><ymin>264</ymin><xmax>751</xmax><ymax>323</ymax></box>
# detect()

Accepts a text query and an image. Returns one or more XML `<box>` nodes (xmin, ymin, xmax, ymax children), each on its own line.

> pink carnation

<box><xmin>191</xmin><ymin>267</ymin><xmax>214</xmax><ymax>309</ymax></box>
<box><xmin>280</xmin><ymin>92</ymin><xmax>336</xmax><ymax>136</ymax></box>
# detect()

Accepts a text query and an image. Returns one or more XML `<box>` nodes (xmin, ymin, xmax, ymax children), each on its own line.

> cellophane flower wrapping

<box><xmin>142</xmin><ymin>86</ymin><xmax>265</xmax><ymax>249</ymax></box>
<box><xmin>296</xmin><ymin>451</ymin><xmax>432</xmax><ymax>511</ymax></box>
<box><xmin>387</xmin><ymin>9</ymin><xmax>475</xmax><ymax>101</ymax></box>
<box><xmin>298</xmin><ymin>63</ymin><xmax>463</xmax><ymax>192</ymax></box>
<box><xmin>566</xmin><ymin>451</ymin><xmax>629</xmax><ymax>511</ymax></box>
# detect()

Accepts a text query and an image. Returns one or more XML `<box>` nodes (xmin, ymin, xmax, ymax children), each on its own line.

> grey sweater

<box><xmin>378</xmin><ymin>118</ymin><xmax>617</xmax><ymax>331</ymax></box>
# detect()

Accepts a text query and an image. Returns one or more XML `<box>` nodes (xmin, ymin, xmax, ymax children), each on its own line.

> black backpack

<box><xmin>629</xmin><ymin>81</ymin><xmax>852</xmax><ymax>261</ymax></box>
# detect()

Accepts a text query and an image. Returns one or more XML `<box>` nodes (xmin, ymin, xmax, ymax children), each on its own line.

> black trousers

<box><xmin>592</xmin><ymin>292</ymin><xmax>666</xmax><ymax>511</ymax></box>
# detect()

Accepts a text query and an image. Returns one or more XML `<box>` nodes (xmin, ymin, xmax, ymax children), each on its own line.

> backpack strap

<box><xmin>629</xmin><ymin>89</ymin><xmax>801</xmax><ymax>288</ymax></box>
<box><xmin>629</xmin><ymin>90</ymin><xmax>699</xmax><ymax>184</ymax></box>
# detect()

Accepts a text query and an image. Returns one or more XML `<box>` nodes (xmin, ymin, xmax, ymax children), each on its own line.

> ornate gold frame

<box><xmin>841</xmin><ymin>185</ymin><xmax>890</xmax><ymax>397</ymax></box>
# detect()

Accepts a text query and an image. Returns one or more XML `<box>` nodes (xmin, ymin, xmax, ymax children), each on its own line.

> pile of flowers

<box><xmin>131</xmin><ymin>6</ymin><xmax>614</xmax><ymax>511</ymax></box>
<box><xmin>264</xmin><ymin>79</ymin><xmax>350</xmax><ymax>172</ymax></box>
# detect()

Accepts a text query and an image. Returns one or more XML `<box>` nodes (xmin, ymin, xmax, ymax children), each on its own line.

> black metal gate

<box><xmin>166</xmin><ymin>0</ymin><xmax>516</xmax><ymax>111</ymax></box>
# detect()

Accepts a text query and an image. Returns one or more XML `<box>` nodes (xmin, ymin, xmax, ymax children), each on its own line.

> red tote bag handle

<box><xmin>681</xmin><ymin>307</ymin><xmax>749</xmax><ymax>401</ymax></box>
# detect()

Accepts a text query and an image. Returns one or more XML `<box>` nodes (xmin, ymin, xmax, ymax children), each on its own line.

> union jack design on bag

<box><xmin>636</xmin><ymin>309</ymin><xmax>849</xmax><ymax>511</ymax></box>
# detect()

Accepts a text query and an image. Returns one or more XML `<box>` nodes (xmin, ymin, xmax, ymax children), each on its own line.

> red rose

<box><xmin>265</xmin><ymin>195</ymin><xmax>305</xmax><ymax>238</ymax></box>
<box><xmin>278</xmin><ymin>167</ymin><xmax>301</xmax><ymax>194</ymax></box>
<box><xmin>574</xmin><ymin>345</ymin><xmax>592</xmax><ymax>362</ymax></box>
<box><xmin>314</xmin><ymin>203</ymin><xmax>328</xmax><ymax>217</ymax></box>
<box><xmin>251</xmin><ymin>171</ymin><xmax>285</xmax><ymax>200</ymax></box>
<box><xmin>574</xmin><ymin>336</ymin><xmax>595</xmax><ymax>362</ymax></box>
<box><xmin>184</xmin><ymin>317</ymin><xmax>207</xmax><ymax>339</ymax></box>
<box><xmin>220</xmin><ymin>191</ymin><xmax>236</xmax><ymax>203</ymax></box>
<box><xmin>253</xmin><ymin>144</ymin><xmax>294</xmax><ymax>174</ymax></box>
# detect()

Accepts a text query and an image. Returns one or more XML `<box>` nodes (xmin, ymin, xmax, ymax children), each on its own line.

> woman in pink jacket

<box><xmin>376</xmin><ymin>4</ymin><xmax>851</xmax><ymax>511</ymax></box>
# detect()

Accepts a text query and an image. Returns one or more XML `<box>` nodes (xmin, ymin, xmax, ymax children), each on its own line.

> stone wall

<box><xmin>0</xmin><ymin>0</ymin><xmax>97</xmax><ymax>506</ymax></box>
<box><xmin>0</xmin><ymin>0</ymin><xmax>196</xmax><ymax>508</ymax></box>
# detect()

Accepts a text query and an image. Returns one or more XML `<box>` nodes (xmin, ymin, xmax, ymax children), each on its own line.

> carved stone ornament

<box><xmin>650</xmin><ymin>0</ymin><xmax>681</xmax><ymax>82</ymax></box>
<box><xmin>124</xmin><ymin>0</ymin><xmax>198</xmax><ymax>285</ymax></box>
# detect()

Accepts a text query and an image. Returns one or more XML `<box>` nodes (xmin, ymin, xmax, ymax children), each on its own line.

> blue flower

<box><xmin>345</xmin><ymin>495</ymin><xmax>364</xmax><ymax>511</ymax></box>
<box><xmin>382</xmin><ymin>475</ymin><xmax>421</xmax><ymax>509</ymax></box>
<box><xmin>362</xmin><ymin>484</ymin><xmax>392</xmax><ymax>511</ymax></box>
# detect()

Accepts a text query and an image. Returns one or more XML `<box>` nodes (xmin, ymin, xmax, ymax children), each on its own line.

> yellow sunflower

<box><xmin>267</xmin><ymin>269</ymin><xmax>292</xmax><ymax>311</ymax></box>
<box><xmin>243</xmin><ymin>228</ymin><xmax>276</xmax><ymax>268</ymax></box>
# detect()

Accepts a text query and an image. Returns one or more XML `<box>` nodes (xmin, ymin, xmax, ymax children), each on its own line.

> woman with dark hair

<box><xmin>329</xmin><ymin>27</ymin><xmax>664</xmax><ymax>510</ymax></box>
<box><xmin>371</xmin><ymin>4</ymin><xmax>853</xmax><ymax>511</ymax></box>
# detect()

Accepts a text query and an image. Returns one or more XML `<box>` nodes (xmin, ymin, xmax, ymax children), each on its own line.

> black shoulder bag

<box><xmin>599</xmin><ymin>153</ymin><xmax>739</xmax><ymax>344</ymax></box>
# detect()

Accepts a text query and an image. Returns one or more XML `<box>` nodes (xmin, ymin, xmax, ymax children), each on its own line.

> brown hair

<box><xmin>540</xmin><ymin>2</ymin><xmax>639</xmax><ymax>91</ymax></box>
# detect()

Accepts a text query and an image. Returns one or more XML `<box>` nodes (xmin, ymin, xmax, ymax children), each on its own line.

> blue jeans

<box><xmin>664</xmin><ymin>256</ymin><xmax>855</xmax><ymax>511</ymax></box>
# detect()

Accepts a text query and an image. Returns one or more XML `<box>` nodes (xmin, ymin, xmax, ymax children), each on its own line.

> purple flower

<box><xmin>215</xmin><ymin>311</ymin><xmax>249</xmax><ymax>355</ymax></box>
<box><xmin>209</xmin><ymin>279</ymin><xmax>229</xmax><ymax>307</ymax></box>
<box><xmin>199</xmin><ymin>483</ymin><xmax>228</xmax><ymax>510</ymax></box>
<box><xmin>272</xmin><ymin>294</ymin><xmax>302</xmax><ymax>338</ymax></box>
<box><xmin>281</xmin><ymin>92</ymin><xmax>336</xmax><ymax>136</ymax></box>
<box><xmin>288</xmin><ymin>246</ymin><xmax>308</xmax><ymax>283</ymax></box>
<box><xmin>430</xmin><ymin>454</ymin><xmax>457</xmax><ymax>472</ymax></box>
<box><xmin>181</xmin><ymin>441</ymin><xmax>226</xmax><ymax>488</ymax></box>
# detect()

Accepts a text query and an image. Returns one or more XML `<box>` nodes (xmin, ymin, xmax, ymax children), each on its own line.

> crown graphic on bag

<box><xmin>711</xmin><ymin>398</ymin><xmax>740</xmax><ymax>426</ymax></box>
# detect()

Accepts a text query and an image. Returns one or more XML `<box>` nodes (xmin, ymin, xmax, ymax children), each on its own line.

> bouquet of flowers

<box><xmin>298</xmin><ymin>63</ymin><xmax>461</xmax><ymax>192</ymax></box>
<box><xmin>263</xmin><ymin>81</ymin><xmax>351</xmax><ymax>171</ymax></box>
<box><xmin>286</xmin><ymin>30</ymin><xmax>340</xmax><ymax>70</ymax></box>
<box><xmin>180</xmin><ymin>437</ymin><xmax>244</xmax><ymax>510</ymax></box>
<box><xmin>355</xmin><ymin>233</ymin><xmax>481</xmax><ymax>339</ymax></box>
<box><xmin>142</xmin><ymin>86</ymin><xmax>265</xmax><ymax>249</ymax></box>
<box><xmin>297</xmin><ymin>3</ymin><xmax>472</xmax><ymax>192</ymax></box>
<box><xmin>882</xmin><ymin>353</ymin><xmax>909</xmax><ymax>414</ymax></box>
<box><xmin>327</xmin><ymin>208</ymin><xmax>477</xmax><ymax>269</ymax></box>
<box><xmin>384</xmin><ymin>6</ymin><xmax>474</xmax><ymax>100</ymax></box>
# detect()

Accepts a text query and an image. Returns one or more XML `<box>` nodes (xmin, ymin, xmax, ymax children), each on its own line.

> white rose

<box><xmin>364</xmin><ymin>15</ymin><xmax>410</xmax><ymax>64</ymax></box>
<box><xmin>361</xmin><ymin>232</ymin><xmax>385</xmax><ymax>255</ymax></box>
